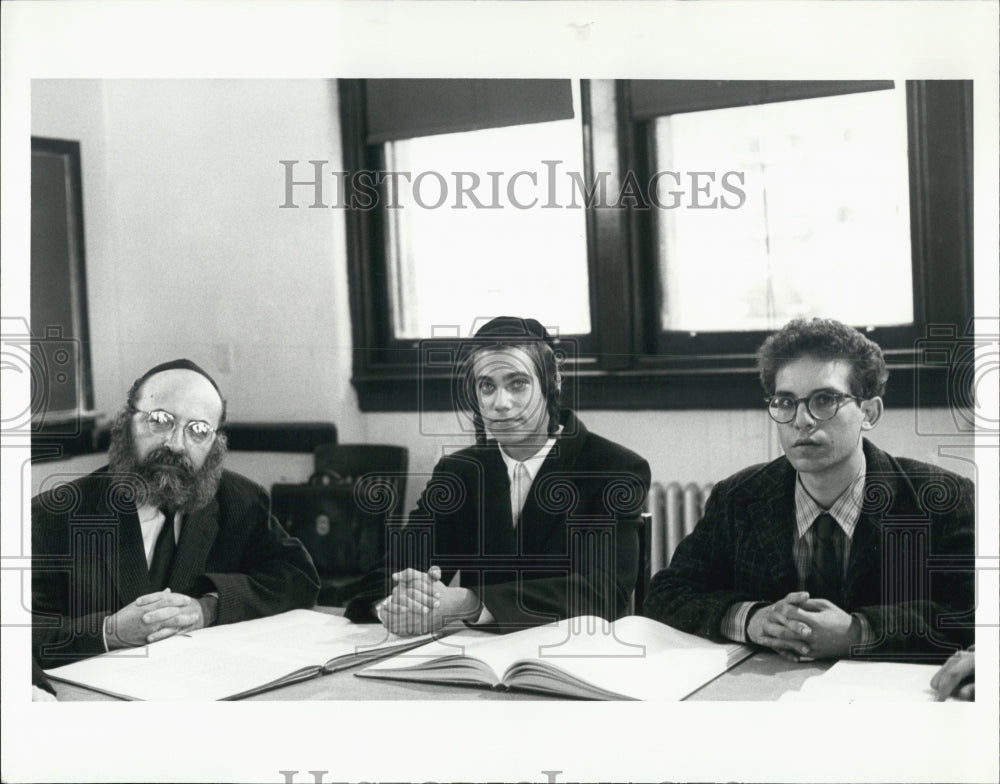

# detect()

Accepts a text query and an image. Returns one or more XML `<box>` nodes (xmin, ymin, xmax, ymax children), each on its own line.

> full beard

<box><xmin>107</xmin><ymin>410</ymin><xmax>228</xmax><ymax>512</ymax></box>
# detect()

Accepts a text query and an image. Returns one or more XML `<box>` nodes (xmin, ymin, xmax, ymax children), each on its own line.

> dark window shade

<box><xmin>629</xmin><ymin>80</ymin><xmax>896</xmax><ymax>119</ymax></box>
<box><xmin>364</xmin><ymin>79</ymin><xmax>574</xmax><ymax>144</ymax></box>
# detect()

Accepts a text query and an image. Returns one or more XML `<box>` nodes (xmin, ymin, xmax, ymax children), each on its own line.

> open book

<box><xmin>44</xmin><ymin>609</ymin><xmax>435</xmax><ymax>700</ymax></box>
<box><xmin>358</xmin><ymin>615</ymin><xmax>752</xmax><ymax>700</ymax></box>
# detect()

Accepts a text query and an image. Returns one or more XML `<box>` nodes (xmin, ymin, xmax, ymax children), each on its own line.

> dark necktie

<box><xmin>148</xmin><ymin>508</ymin><xmax>177</xmax><ymax>590</ymax></box>
<box><xmin>806</xmin><ymin>512</ymin><xmax>843</xmax><ymax>603</ymax></box>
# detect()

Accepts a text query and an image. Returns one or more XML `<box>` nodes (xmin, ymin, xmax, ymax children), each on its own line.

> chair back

<box><xmin>630</xmin><ymin>512</ymin><xmax>652</xmax><ymax>615</ymax></box>
<box><xmin>313</xmin><ymin>444</ymin><xmax>409</xmax><ymax>521</ymax></box>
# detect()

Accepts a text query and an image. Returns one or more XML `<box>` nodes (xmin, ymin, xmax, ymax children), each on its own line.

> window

<box><xmin>653</xmin><ymin>88</ymin><xmax>913</xmax><ymax>333</ymax></box>
<box><xmin>384</xmin><ymin>82</ymin><xmax>590</xmax><ymax>339</ymax></box>
<box><xmin>340</xmin><ymin>80</ymin><xmax>972</xmax><ymax>410</ymax></box>
<box><xmin>28</xmin><ymin>137</ymin><xmax>97</xmax><ymax>458</ymax></box>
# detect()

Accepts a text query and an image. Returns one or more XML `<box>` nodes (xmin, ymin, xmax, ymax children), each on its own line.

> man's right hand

<box><xmin>745</xmin><ymin>591</ymin><xmax>813</xmax><ymax>662</ymax></box>
<box><xmin>104</xmin><ymin>589</ymin><xmax>202</xmax><ymax>649</ymax></box>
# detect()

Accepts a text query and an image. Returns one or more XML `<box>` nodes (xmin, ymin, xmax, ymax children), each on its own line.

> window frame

<box><xmin>340</xmin><ymin>79</ymin><xmax>972</xmax><ymax>412</ymax></box>
<box><xmin>30</xmin><ymin>136</ymin><xmax>99</xmax><ymax>458</ymax></box>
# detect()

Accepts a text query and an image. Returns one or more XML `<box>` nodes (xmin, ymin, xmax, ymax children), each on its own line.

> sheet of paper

<box><xmin>779</xmin><ymin>660</ymin><xmax>946</xmax><ymax>702</ymax></box>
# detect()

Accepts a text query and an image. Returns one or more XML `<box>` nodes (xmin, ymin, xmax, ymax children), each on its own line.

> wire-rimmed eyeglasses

<box><xmin>129</xmin><ymin>406</ymin><xmax>217</xmax><ymax>445</ymax></box>
<box><xmin>764</xmin><ymin>391</ymin><xmax>863</xmax><ymax>424</ymax></box>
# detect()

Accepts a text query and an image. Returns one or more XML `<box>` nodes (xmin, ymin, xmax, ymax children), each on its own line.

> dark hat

<box><xmin>136</xmin><ymin>358</ymin><xmax>223</xmax><ymax>398</ymax></box>
<box><xmin>472</xmin><ymin>316</ymin><xmax>555</xmax><ymax>347</ymax></box>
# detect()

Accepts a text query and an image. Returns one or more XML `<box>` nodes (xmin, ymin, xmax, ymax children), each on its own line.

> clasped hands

<box><xmin>105</xmin><ymin>589</ymin><xmax>209</xmax><ymax>649</ymax></box>
<box><xmin>746</xmin><ymin>591</ymin><xmax>862</xmax><ymax>661</ymax></box>
<box><xmin>377</xmin><ymin>566</ymin><xmax>482</xmax><ymax>636</ymax></box>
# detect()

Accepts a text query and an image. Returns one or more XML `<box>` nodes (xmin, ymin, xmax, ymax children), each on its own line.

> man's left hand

<box><xmin>788</xmin><ymin>598</ymin><xmax>861</xmax><ymax>660</ymax></box>
<box><xmin>134</xmin><ymin>590</ymin><xmax>206</xmax><ymax>643</ymax></box>
<box><xmin>930</xmin><ymin>649</ymin><xmax>975</xmax><ymax>701</ymax></box>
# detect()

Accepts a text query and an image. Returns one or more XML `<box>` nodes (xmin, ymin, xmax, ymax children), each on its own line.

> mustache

<box><xmin>142</xmin><ymin>446</ymin><xmax>197</xmax><ymax>477</ymax></box>
<box><xmin>136</xmin><ymin>447</ymin><xmax>198</xmax><ymax>508</ymax></box>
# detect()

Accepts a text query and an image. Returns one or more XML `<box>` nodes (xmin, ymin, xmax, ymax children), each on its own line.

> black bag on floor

<box><xmin>270</xmin><ymin>470</ymin><xmax>384</xmax><ymax>580</ymax></box>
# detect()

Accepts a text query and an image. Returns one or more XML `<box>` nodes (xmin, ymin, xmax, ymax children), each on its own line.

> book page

<box><xmin>362</xmin><ymin>617</ymin><xmax>618</xmax><ymax>680</ymax></box>
<box><xmin>779</xmin><ymin>660</ymin><xmax>947</xmax><ymax>702</ymax></box>
<box><xmin>43</xmin><ymin>609</ymin><xmax>429</xmax><ymax>700</ymax></box>
<box><xmin>514</xmin><ymin>615</ymin><xmax>752</xmax><ymax>700</ymax></box>
<box><xmin>363</xmin><ymin>615</ymin><xmax>752</xmax><ymax>700</ymax></box>
<box><xmin>202</xmin><ymin>611</ymin><xmax>428</xmax><ymax>669</ymax></box>
<box><xmin>45</xmin><ymin>635</ymin><xmax>319</xmax><ymax>701</ymax></box>
<box><xmin>361</xmin><ymin>627</ymin><xmax>515</xmax><ymax>681</ymax></box>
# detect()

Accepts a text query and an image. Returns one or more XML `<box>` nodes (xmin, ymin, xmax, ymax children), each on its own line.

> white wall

<box><xmin>30</xmin><ymin>79</ymin><xmax>976</xmax><ymax>505</ymax></box>
<box><xmin>32</xmin><ymin>79</ymin><xmax>361</xmax><ymax>437</ymax></box>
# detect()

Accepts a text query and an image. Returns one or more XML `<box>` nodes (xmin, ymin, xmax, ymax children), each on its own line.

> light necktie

<box><xmin>148</xmin><ymin>507</ymin><xmax>177</xmax><ymax>590</ymax></box>
<box><xmin>806</xmin><ymin>512</ymin><xmax>843</xmax><ymax>603</ymax></box>
<box><xmin>511</xmin><ymin>462</ymin><xmax>531</xmax><ymax>528</ymax></box>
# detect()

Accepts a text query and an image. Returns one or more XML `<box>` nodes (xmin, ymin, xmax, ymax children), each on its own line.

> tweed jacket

<box><xmin>643</xmin><ymin>440</ymin><xmax>974</xmax><ymax>659</ymax></box>
<box><xmin>346</xmin><ymin>411</ymin><xmax>651</xmax><ymax>628</ymax></box>
<box><xmin>32</xmin><ymin>468</ymin><xmax>320</xmax><ymax>667</ymax></box>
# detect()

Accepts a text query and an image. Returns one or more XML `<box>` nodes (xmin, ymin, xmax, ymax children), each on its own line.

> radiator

<box><xmin>646</xmin><ymin>481</ymin><xmax>714</xmax><ymax>572</ymax></box>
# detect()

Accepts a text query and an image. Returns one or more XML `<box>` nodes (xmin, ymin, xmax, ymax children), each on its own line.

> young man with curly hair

<box><xmin>643</xmin><ymin>318</ymin><xmax>974</xmax><ymax>662</ymax></box>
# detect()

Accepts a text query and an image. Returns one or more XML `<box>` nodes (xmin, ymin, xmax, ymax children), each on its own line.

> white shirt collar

<box><xmin>137</xmin><ymin>502</ymin><xmax>162</xmax><ymax>524</ymax></box>
<box><xmin>136</xmin><ymin>502</ymin><xmax>176</xmax><ymax>564</ymax></box>
<box><xmin>495</xmin><ymin>426</ymin><xmax>562</xmax><ymax>482</ymax></box>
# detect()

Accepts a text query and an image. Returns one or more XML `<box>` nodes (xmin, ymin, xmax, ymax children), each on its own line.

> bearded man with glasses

<box><xmin>643</xmin><ymin>318</ymin><xmax>975</xmax><ymax>663</ymax></box>
<box><xmin>32</xmin><ymin>359</ymin><xmax>319</xmax><ymax>667</ymax></box>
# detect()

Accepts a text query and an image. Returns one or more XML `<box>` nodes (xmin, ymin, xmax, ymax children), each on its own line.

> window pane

<box><xmin>654</xmin><ymin>87</ymin><xmax>913</xmax><ymax>333</ymax></box>
<box><xmin>385</xmin><ymin>82</ymin><xmax>590</xmax><ymax>340</ymax></box>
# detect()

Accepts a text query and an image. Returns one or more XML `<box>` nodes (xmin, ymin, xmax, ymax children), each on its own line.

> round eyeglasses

<box><xmin>764</xmin><ymin>391</ymin><xmax>863</xmax><ymax>424</ymax></box>
<box><xmin>129</xmin><ymin>407</ymin><xmax>217</xmax><ymax>445</ymax></box>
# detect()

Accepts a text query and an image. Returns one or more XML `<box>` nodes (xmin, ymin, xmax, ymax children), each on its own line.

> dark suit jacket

<box><xmin>346</xmin><ymin>411</ymin><xmax>651</xmax><ymax>628</ymax></box>
<box><xmin>642</xmin><ymin>440</ymin><xmax>975</xmax><ymax>660</ymax></box>
<box><xmin>32</xmin><ymin>468</ymin><xmax>320</xmax><ymax>667</ymax></box>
